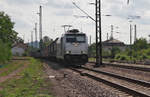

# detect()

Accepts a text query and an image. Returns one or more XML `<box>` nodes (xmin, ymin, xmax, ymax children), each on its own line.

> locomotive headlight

<box><xmin>73</xmin><ymin>43</ymin><xmax>79</xmax><ymax>47</ymax></box>
<box><xmin>66</xmin><ymin>51</ymin><xmax>69</xmax><ymax>54</ymax></box>
<box><xmin>81</xmin><ymin>51</ymin><xmax>86</xmax><ymax>54</ymax></box>
<box><xmin>66</xmin><ymin>51</ymin><xmax>71</xmax><ymax>54</ymax></box>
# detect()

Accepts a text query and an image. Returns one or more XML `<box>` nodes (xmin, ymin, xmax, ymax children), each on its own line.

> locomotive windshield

<box><xmin>66</xmin><ymin>34</ymin><xmax>86</xmax><ymax>43</ymax></box>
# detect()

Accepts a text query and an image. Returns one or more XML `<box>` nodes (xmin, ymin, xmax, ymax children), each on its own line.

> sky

<box><xmin>0</xmin><ymin>0</ymin><xmax>150</xmax><ymax>44</ymax></box>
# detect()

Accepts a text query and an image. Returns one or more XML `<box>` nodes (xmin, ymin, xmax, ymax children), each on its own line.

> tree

<box><xmin>88</xmin><ymin>43</ymin><xmax>96</xmax><ymax>57</ymax></box>
<box><xmin>0</xmin><ymin>11</ymin><xmax>18</xmax><ymax>44</ymax></box>
<box><xmin>15</xmin><ymin>37</ymin><xmax>24</xmax><ymax>44</ymax></box>
<box><xmin>0</xmin><ymin>40</ymin><xmax>12</xmax><ymax>63</ymax></box>
<box><xmin>0</xmin><ymin>11</ymin><xmax>18</xmax><ymax>63</ymax></box>
<box><xmin>133</xmin><ymin>38</ymin><xmax>148</xmax><ymax>51</ymax></box>
<box><xmin>89</xmin><ymin>43</ymin><xmax>111</xmax><ymax>58</ymax></box>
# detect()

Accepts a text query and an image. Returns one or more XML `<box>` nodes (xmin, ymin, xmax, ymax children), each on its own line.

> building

<box><xmin>11</xmin><ymin>43</ymin><xmax>28</xmax><ymax>56</ymax></box>
<box><xmin>102</xmin><ymin>38</ymin><xmax>126</xmax><ymax>52</ymax></box>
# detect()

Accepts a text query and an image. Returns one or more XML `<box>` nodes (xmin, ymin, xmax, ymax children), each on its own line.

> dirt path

<box><xmin>0</xmin><ymin>64</ymin><xmax>27</xmax><ymax>83</ymax></box>
<box><xmin>0</xmin><ymin>58</ymin><xmax>30</xmax><ymax>84</ymax></box>
<box><xmin>0</xmin><ymin>61</ymin><xmax>28</xmax><ymax>91</ymax></box>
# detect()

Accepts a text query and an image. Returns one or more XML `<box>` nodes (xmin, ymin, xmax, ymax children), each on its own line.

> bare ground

<box><xmin>86</xmin><ymin>63</ymin><xmax>150</xmax><ymax>82</ymax></box>
<box><xmin>42</xmin><ymin>61</ymin><xmax>121</xmax><ymax>97</ymax></box>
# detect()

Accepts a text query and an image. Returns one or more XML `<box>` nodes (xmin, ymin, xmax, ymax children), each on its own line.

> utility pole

<box><xmin>127</xmin><ymin>0</ymin><xmax>130</xmax><ymax>4</ymax></box>
<box><xmin>37</xmin><ymin>5</ymin><xmax>43</xmax><ymax>50</ymax></box>
<box><xmin>89</xmin><ymin>35</ymin><xmax>92</xmax><ymax>57</ymax></box>
<box><xmin>130</xmin><ymin>24</ymin><xmax>132</xmax><ymax>60</ymax></box>
<box><xmin>89</xmin><ymin>35</ymin><xmax>92</xmax><ymax>46</ymax></box>
<box><xmin>95</xmin><ymin>0</ymin><xmax>102</xmax><ymax>66</ymax></box>
<box><xmin>23</xmin><ymin>34</ymin><xmax>25</xmax><ymax>43</ymax></box>
<box><xmin>134</xmin><ymin>24</ymin><xmax>137</xmax><ymax>42</ymax></box>
<box><xmin>31</xmin><ymin>31</ymin><xmax>33</xmax><ymax>48</ymax></box>
<box><xmin>34</xmin><ymin>23</ymin><xmax>38</xmax><ymax>48</ymax></box>
<box><xmin>130</xmin><ymin>24</ymin><xmax>132</xmax><ymax>45</ymax></box>
<box><xmin>107</xmin><ymin>33</ymin><xmax>109</xmax><ymax>40</ymax></box>
<box><xmin>73</xmin><ymin>1</ymin><xmax>105</xmax><ymax>66</ymax></box>
<box><xmin>110</xmin><ymin>25</ymin><xmax>114</xmax><ymax>39</ymax></box>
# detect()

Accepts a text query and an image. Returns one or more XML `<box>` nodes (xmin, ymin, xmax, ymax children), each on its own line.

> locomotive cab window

<box><xmin>66</xmin><ymin>34</ymin><xmax>86</xmax><ymax>43</ymax></box>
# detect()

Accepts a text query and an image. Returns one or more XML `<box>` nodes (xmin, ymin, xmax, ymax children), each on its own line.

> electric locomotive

<box><xmin>49</xmin><ymin>29</ymin><xmax>88</xmax><ymax>64</ymax></box>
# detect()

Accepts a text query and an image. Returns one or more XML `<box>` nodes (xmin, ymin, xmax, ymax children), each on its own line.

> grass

<box><xmin>88</xmin><ymin>57</ymin><xmax>96</xmax><ymax>62</ymax></box>
<box><xmin>0</xmin><ymin>61</ymin><xmax>23</xmax><ymax>77</ymax></box>
<box><xmin>88</xmin><ymin>58</ymin><xmax>109</xmax><ymax>62</ymax></box>
<box><xmin>0</xmin><ymin>58</ymin><xmax>53</xmax><ymax>97</ymax></box>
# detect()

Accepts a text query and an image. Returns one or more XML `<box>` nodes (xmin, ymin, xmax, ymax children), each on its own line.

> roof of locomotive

<box><xmin>64</xmin><ymin>29</ymin><xmax>85</xmax><ymax>35</ymax></box>
<box><xmin>67</xmin><ymin>29</ymin><xmax>79</xmax><ymax>33</ymax></box>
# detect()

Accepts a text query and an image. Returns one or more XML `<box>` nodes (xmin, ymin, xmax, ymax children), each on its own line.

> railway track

<box><xmin>70</xmin><ymin>66</ymin><xmax>150</xmax><ymax>97</ymax></box>
<box><xmin>88</xmin><ymin>61</ymin><xmax>150</xmax><ymax>72</ymax></box>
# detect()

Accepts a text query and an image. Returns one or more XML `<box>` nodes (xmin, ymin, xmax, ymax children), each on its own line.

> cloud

<box><xmin>53</xmin><ymin>9</ymin><xmax>73</xmax><ymax>16</ymax></box>
<box><xmin>5</xmin><ymin>0</ymin><xmax>35</xmax><ymax>5</ymax></box>
<box><xmin>47</xmin><ymin>0</ymin><xmax>74</xmax><ymax>9</ymax></box>
<box><xmin>1</xmin><ymin>0</ymin><xmax>150</xmax><ymax>44</ymax></box>
<box><xmin>40</xmin><ymin>0</ymin><xmax>48</xmax><ymax>4</ymax></box>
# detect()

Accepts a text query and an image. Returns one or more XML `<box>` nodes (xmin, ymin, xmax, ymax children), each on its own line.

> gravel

<box><xmin>42</xmin><ymin>61</ymin><xmax>121</xmax><ymax>97</ymax></box>
<box><xmin>86</xmin><ymin>63</ymin><xmax>150</xmax><ymax>82</ymax></box>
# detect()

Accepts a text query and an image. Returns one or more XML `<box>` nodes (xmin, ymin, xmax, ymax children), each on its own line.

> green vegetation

<box><xmin>88</xmin><ymin>43</ymin><xmax>120</xmax><ymax>58</ymax></box>
<box><xmin>89</xmin><ymin>57</ymin><xmax>96</xmax><ymax>62</ymax></box>
<box><xmin>115</xmin><ymin>38</ymin><xmax>150</xmax><ymax>61</ymax></box>
<box><xmin>0</xmin><ymin>60</ymin><xmax>23</xmax><ymax>77</ymax></box>
<box><xmin>89</xmin><ymin>38</ymin><xmax>150</xmax><ymax>62</ymax></box>
<box><xmin>110</xmin><ymin>46</ymin><xmax>121</xmax><ymax>58</ymax></box>
<box><xmin>0</xmin><ymin>12</ymin><xmax>17</xmax><ymax>43</ymax></box>
<box><xmin>0</xmin><ymin>11</ymin><xmax>19</xmax><ymax>64</ymax></box>
<box><xmin>88</xmin><ymin>43</ymin><xmax>96</xmax><ymax>57</ymax></box>
<box><xmin>0</xmin><ymin>40</ymin><xmax>12</xmax><ymax>63</ymax></box>
<box><xmin>0</xmin><ymin>58</ymin><xmax>53</xmax><ymax>97</ymax></box>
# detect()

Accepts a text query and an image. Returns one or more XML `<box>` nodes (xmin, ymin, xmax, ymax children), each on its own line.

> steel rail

<box><xmin>88</xmin><ymin>62</ymin><xmax>150</xmax><ymax>72</ymax></box>
<box><xmin>81</xmin><ymin>66</ymin><xmax>150</xmax><ymax>87</ymax></box>
<box><xmin>70</xmin><ymin>67</ymin><xmax>150</xmax><ymax>97</ymax></box>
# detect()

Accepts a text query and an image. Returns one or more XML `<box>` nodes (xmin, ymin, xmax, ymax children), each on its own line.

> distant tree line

<box><xmin>89</xmin><ymin>38</ymin><xmax>150</xmax><ymax>62</ymax></box>
<box><xmin>115</xmin><ymin>38</ymin><xmax>150</xmax><ymax>61</ymax></box>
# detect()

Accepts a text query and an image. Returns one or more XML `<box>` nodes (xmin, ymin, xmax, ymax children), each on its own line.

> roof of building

<box><xmin>12</xmin><ymin>43</ymin><xmax>28</xmax><ymax>50</ymax></box>
<box><xmin>102</xmin><ymin>38</ymin><xmax>125</xmax><ymax>46</ymax></box>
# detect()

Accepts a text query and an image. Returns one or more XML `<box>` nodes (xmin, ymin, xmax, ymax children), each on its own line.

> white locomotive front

<box><xmin>56</xmin><ymin>29</ymin><xmax>88</xmax><ymax>64</ymax></box>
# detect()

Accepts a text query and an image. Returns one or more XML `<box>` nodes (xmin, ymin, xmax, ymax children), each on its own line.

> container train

<box><xmin>34</xmin><ymin>29</ymin><xmax>88</xmax><ymax>65</ymax></box>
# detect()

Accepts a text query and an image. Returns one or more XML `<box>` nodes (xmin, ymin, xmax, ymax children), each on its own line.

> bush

<box><xmin>113</xmin><ymin>38</ymin><xmax>150</xmax><ymax>61</ymax></box>
<box><xmin>120</xmin><ymin>55</ymin><xmax>129</xmax><ymax>61</ymax></box>
<box><xmin>111</xmin><ymin>47</ymin><xmax>121</xmax><ymax>58</ymax></box>
<box><xmin>0</xmin><ymin>40</ymin><xmax>12</xmax><ymax>64</ymax></box>
<box><xmin>115</xmin><ymin>54</ymin><xmax>130</xmax><ymax>61</ymax></box>
<box><xmin>23</xmin><ymin>51</ymin><xmax>28</xmax><ymax>56</ymax></box>
<box><xmin>102</xmin><ymin>50</ymin><xmax>111</xmax><ymax>58</ymax></box>
<box><xmin>142</xmin><ymin>54</ymin><xmax>148</xmax><ymax>60</ymax></box>
<box><xmin>115</xmin><ymin>54</ymin><xmax>121</xmax><ymax>59</ymax></box>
